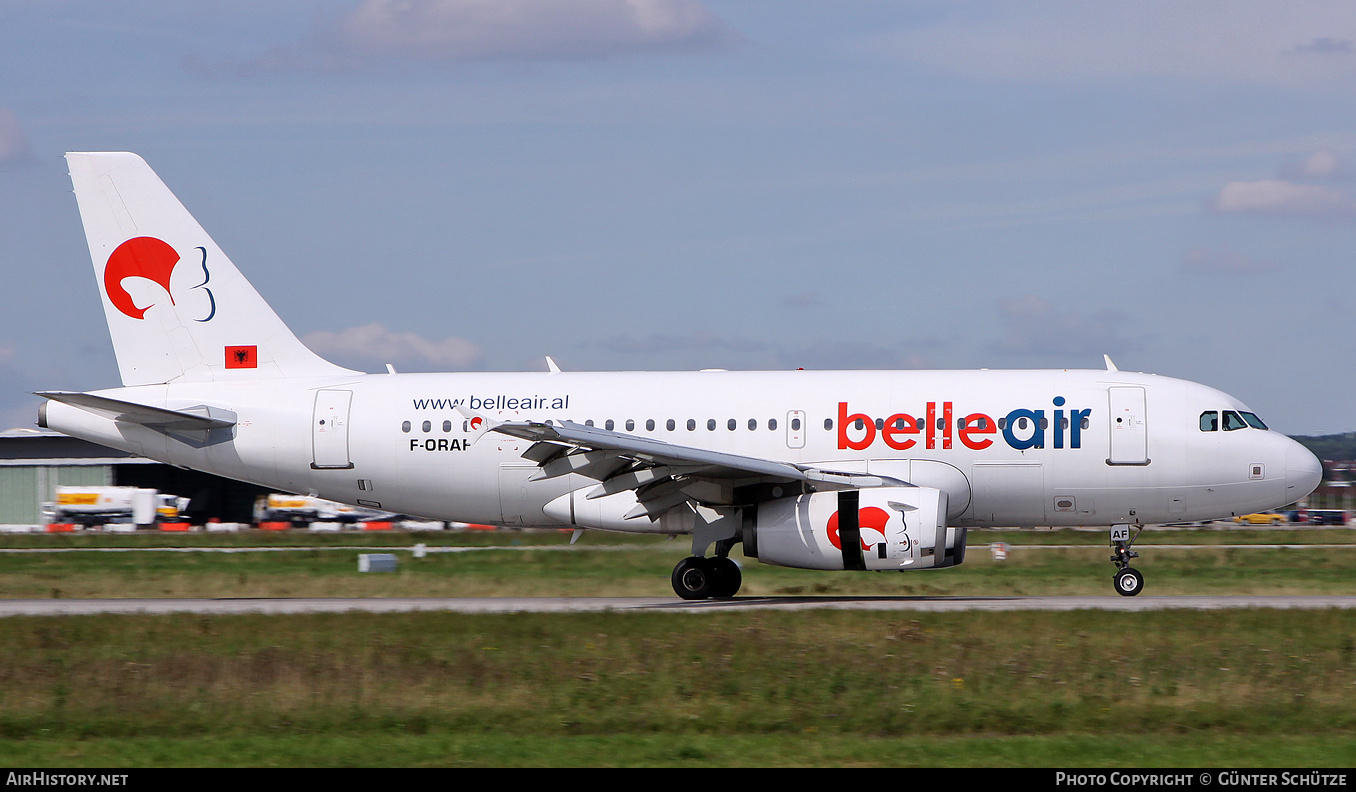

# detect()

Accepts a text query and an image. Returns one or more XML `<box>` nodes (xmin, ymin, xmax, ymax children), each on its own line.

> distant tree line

<box><xmin>1291</xmin><ymin>432</ymin><xmax>1356</xmax><ymax>461</ymax></box>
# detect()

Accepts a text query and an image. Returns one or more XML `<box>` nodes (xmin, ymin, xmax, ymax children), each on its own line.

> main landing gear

<box><xmin>1110</xmin><ymin>524</ymin><xmax>1144</xmax><ymax>597</ymax></box>
<box><xmin>671</xmin><ymin>555</ymin><xmax>742</xmax><ymax>600</ymax></box>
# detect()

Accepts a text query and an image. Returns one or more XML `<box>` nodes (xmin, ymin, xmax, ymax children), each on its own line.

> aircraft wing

<box><xmin>481</xmin><ymin>416</ymin><xmax>904</xmax><ymax>520</ymax></box>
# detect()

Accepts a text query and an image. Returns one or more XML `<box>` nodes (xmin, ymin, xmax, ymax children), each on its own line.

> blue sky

<box><xmin>0</xmin><ymin>1</ymin><xmax>1354</xmax><ymax>435</ymax></box>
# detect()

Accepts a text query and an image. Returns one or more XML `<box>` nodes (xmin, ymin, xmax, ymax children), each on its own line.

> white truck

<box><xmin>255</xmin><ymin>494</ymin><xmax>398</xmax><ymax>526</ymax></box>
<box><xmin>42</xmin><ymin>486</ymin><xmax>190</xmax><ymax>528</ymax></box>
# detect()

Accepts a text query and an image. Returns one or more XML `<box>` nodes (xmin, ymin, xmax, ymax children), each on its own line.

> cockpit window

<box><xmin>1222</xmin><ymin>410</ymin><xmax>1248</xmax><ymax>431</ymax></box>
<box><xmin>1199</xmin><ymin>411</ymin><xmax>1218</xmax><ymax>431</ymax></box>
<box><xmin>1240</xmin><ymin>412</ymin><xmax>1268</xmax><ymax>430</ymax></box>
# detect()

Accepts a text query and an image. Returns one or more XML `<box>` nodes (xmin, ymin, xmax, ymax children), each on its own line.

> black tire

<box><xmin>708</xmin><ymin>557</ymin><xmax>742</xmax><ymax>599</ymax></box>
<box><xmin>672</xmin><ymin>557</ymin><xmax>714</xmax><ymax>600</ymax></box>
<box><xmin>1113</xmin><ymin>567</ymin><xmax>1144</xmax><ymax>597</ymax></box>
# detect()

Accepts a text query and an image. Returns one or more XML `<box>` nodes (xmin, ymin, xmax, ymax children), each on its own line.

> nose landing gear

<box><xmin>1110</xmin><ymin>524</ymin><xmax>1144</xmax><ymax>596</ymax></box>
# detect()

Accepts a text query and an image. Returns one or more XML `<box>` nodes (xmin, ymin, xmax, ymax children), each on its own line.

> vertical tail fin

<box><xmin>66</xmin><ymin>152</ymin><xmax>354</xmax><ymax>386</ymax></box>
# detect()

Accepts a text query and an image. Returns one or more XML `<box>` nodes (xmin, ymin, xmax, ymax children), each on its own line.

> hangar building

<box><xmin>0</xmin><ymin>427</ymin><xmax>269</xmax><ymax>525</ymax></box>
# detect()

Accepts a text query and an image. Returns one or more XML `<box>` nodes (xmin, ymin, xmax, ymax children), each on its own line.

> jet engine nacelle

<box><xmin>744</xmin><ymin>486</ymin><xmax>965</xmax><ymax>572</ymax></box>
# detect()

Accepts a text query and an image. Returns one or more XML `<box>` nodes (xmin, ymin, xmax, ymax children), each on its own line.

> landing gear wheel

<box><xmin>672</xmin><ymin>557</ymin><xmax>715</xmax><ymax>600</ymax></box>
<box><xmin>708</xmin><ymin>557</ymin><xmax>742</xmax><ymax>599</ymax></box>
<box><xmin>1114</xmin><ymin>567</ymin><xmax>1144</xmax><ymax>597</ymax></box>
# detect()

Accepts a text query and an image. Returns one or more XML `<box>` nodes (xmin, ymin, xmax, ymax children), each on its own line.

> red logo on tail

<box><xmin>104</xmin><ymin>237</ymin><xmax>181</xmax><ymax>320</ymax></box>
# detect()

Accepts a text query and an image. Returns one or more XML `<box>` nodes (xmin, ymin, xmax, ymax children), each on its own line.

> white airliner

<box><xmin>38</xmin><ymin>152</ymin><xmax>1323</xmax><ymax>599</ymax></box>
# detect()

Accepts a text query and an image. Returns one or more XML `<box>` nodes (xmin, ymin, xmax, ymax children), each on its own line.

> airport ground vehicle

<box><xmin>1302</xmin><ymin>509</ymin><xmax>1350</xmax><ymax>525</ymax></box>
<box><xmin>1234</xmin><ymin>512</ymin><xmax>1288</xmax><ymax>525</ymax></box>
<box><xmin>42</xmin><ymin>485</ymin><xmax>189</xmax><ymax>527</ymax></box>
<box><xmin>255</xmin><ymin>494</ymin><xmax>397</xmax><ymax>526</ymax></box>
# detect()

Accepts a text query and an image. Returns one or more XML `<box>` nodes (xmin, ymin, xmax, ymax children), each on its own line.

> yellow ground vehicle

<box><xmin>1235</xmin><ymin>512</ymin><xmax>1287</xmax><ymax>525</ymax></box>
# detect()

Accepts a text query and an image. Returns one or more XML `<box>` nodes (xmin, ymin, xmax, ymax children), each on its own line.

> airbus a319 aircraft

<box><xmin>39</xmin><ymin>153</ymin><xmax>1323</xmax><ymax>599</ymax></box>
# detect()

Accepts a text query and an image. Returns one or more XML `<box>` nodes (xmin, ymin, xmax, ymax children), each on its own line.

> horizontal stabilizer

<box><xmin>37</xmin><ymin>391</ymin><xmax>236</xmax><ymax>431</ymax></box>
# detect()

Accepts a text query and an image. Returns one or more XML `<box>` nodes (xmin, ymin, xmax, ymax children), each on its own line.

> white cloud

<box><xmin>1182</xmin><ymin>245</ymin><xmax>1278</xmax><ymax>275</ymax></box>
<box><xmin>868</xmin><ymin>2</ymin><xmax>1356</xmax><ymax>93</ymax></box>
<box><xmin>1209</xmin><ymin>179</ymin><xmax>1356</xmax><ymax>219</ymax></box>
<box><xmin>782</xmin><ymin>292</ymin><xmax>824</xmax><ymax>308</ymax></box>
<box><xmin>1290</xmin><ymin>37</ymin><xmax>1354</xmax><ymax>55</ymax></box>
<box><xmin>1279</xmin><ymin>148</ymin><xmax>1346</xmax><ymax>180</ymax></box>
<box><xmin>990</xmin><ymin>295</ymin><xmax>1141</xmax><ymax>359</ymax></box>
<box><xmin>592</xmin><ymin>332</ymin><xmax>941</xmax><ymax>371</ymax></box>
<box><xmin>0</xmin><ymin>109</ymin><xmax>33</xmax><ymax>164</ymax></box>
<box><xmin>298</xmin><ymin>0</ymin><xmax>737</xmax><ymax>66</ymax></box>
<box><xmin>302</xmin><ymin>323</ymin><xmax>483</xmax><ymax>371</ymax></box>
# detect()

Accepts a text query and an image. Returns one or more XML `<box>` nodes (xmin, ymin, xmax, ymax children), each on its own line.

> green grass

<box><xmin>1</xmin><ymin>528</ymin><xmax>1354</xmax><ymax>598</ymax></box>
<box><xmin>2</xmin><ymin>733</ymin><xmax>1354</xmax><ymax>767</ymax></box>
<box><xmin>0</xmin><ymin>610</ymin><xmax>1354</xmax><ymax>766</ymax></box>
<box><xmin>2</xmin><ymin>528</ymin><xmax>1356</xmax><ymax>766</ymax></box>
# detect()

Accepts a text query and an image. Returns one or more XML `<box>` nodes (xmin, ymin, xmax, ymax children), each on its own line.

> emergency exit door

<box><xmin>786</xmin><ymin>410</ymin><xmax>806</xmax><ymax>449</ymax></box>
<box><xmin>312</xmin><ymin>389</ymin><xmax>353</xmax><ymax>469</ymax></box>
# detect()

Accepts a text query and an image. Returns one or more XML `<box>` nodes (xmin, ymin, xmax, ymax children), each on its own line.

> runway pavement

<box><xmin>2</xmin><ymin>594</ymin><xmax>1355</xmax><ymax>616</ymax></box>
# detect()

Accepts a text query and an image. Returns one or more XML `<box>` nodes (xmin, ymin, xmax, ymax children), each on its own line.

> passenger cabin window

<box><xmin>1200</xmin><ymin>411</ymin><xmax>1218</xmax><ymax>431</ymax></box>
<box><xmin>1222</xmin><ymin>410</ymin><xmax>1247</xmax><ymax>431</ymax></box>
<box><xmin>625</xmin><ymin>419</ymin><xmax>635</xmax><ymax>431</ymax></box>
<box><xmin>402</xmin><ymin>420</ymin><xmax>411</xmax><ymax>433</ymax></box>
<box><xmin>769</xmin><ymin>418</ymin><xmax>778</xmax><ymax>431</ymax></box>
<box><xmin>666</xmin><ymin>419</ymin><xmax>675</xmax><ymax>431</ymax></box>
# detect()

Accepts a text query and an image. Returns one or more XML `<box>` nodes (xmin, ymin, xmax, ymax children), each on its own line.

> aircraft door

<box><xmin>1108</xmin><ymin>386</ymin><xmax>1149</xmax><ymax>465</ymax></box>
<box><xmin>786</xmin><ymin>410</ymin><xmax>805</xmax><ymax>449</ymax></box>
<box><xmin>312</xmin><ymin>389</ymin><xmax>353</xmax><ymax>469</ymax></box>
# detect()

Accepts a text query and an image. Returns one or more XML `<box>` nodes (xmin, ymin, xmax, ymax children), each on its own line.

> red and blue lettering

<box><xmin>837</xmin><ymin>399</ymin><xmax>1090</xmax><ymax>452</ymax></box>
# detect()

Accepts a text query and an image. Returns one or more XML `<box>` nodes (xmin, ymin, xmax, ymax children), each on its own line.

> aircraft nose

<box><xmin>1285</xmin><ymin>439</ymin><xmax>1323</xmax><ymax>503</ymax></box>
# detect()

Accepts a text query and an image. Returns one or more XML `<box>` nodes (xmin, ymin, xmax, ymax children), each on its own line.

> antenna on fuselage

<box><xmin>1103</xmin><ymin>354</ymin><xmax>1118</xmax><ymax>372</ymax></box>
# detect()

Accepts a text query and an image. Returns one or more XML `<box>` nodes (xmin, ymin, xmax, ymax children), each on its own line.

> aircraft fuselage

<box><xmin>42</xmin><ymin>368</ymin><xmax>1319</xmax><ymax>530</ymax></box>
